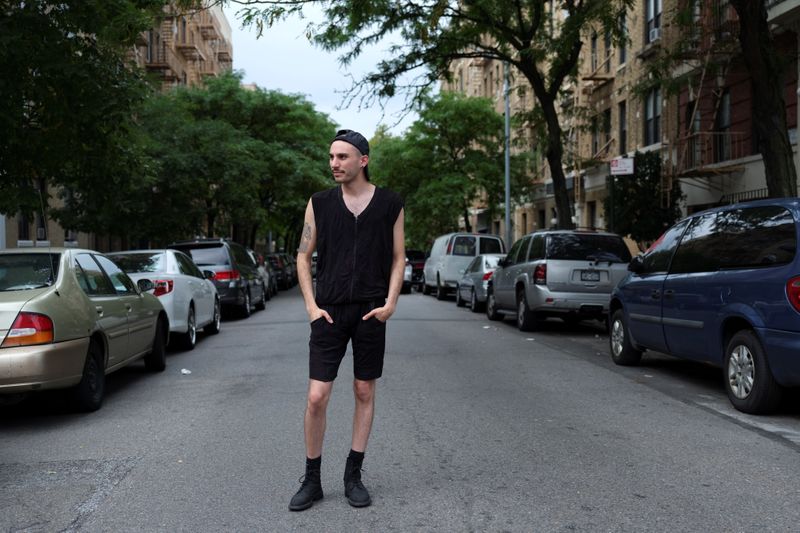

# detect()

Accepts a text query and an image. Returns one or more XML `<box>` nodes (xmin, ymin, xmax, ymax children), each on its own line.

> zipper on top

<box><xmin>349</xmin><ymin>215</ymin><xmax>358</xmax><ymax>302</ymax></box>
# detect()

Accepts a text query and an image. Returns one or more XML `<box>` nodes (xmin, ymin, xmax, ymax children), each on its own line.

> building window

<box><xmin>587</xmin><ymin>201</ymin><xmax>597</xmax><ymax>229</ymax></box>
<box><xmin>715</xmin><ymin>89</ymin><xmax>731</xmax><ymax>162</ymax></box>
<box><xmin>619</xmin><ymin>12</ymin><xmax>627</xmax><ymax>64</ymax></box>
<box><xmin>645</xmin><ymin>87</ymin><xmax>661</xmax><ymax>145</ymax></box>
<box><xmin>646</xmin><ymin>0</ymin><xmax>662</xmax><ymax>43</ymax></box>
<box><xmin>603</xmin><ymin>108</ymin><xmax>612</xmax><ymax>151</ymax></box>
<box><xmin>604</xmin><ymin>31</ymin><xmax>612</xmax><ymax>73</ymax></box>
<box><xmin>591</xmin><ymin>116</ymin><xmax>599</xmax><ymax>156</ymax></box>
<box><xmin>459</xmin><ymin>68</ymin><xmax>463</xmax><ymax>92</ymax></box>
<box><xmin>146</xmin><ymin>30</ymin><xmax>154</xmax><ymax>62</ymax></box>
<box><xmin>538</xmin><ymin>209</ymin><xmax>546</xmax><ymax>229</ymax></box>
<box><xmin>35</xmin><ymin>213</ymin><xmax>47</xmax><ymax>241</ymax></box>
<box><xmin>521</xmin><ymin>213</ymin><xmax>528</xmax><ymax>234</ymax></box>
<box><xmin>590</xmin><ymin>32</ymin><xmax>598</xmax><ymax>72</ymax></box>
<box><xmin>181</xmin><ymin>17</ymin><xmax>187</xmax><ymax>43</ymax></box>
<box><xmin>686</xmin><ymin>99</ymin><xmax>702</xmax><ymax>167</ymax></box>
<box><xmin>618</xmin><ymin>100</ymin><xmax>627</xmax><ymax>154</ymax></box>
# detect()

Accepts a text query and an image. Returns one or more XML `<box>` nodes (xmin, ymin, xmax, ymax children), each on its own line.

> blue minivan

<box><xmin>609</xmin><ymin>198</ymin><xmax>800</xmax><ymax>414</ymax></box>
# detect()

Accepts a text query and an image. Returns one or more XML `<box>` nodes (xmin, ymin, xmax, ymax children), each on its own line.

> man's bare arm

<box><xmin>297</xmin><ymin>199</ymin><xmax>332</xmax><ymax>323</ymax></box>
<box><xmin>363</xmin><ymin>208</ymin><xmax>405</xmax><ymax>322</ymax></box>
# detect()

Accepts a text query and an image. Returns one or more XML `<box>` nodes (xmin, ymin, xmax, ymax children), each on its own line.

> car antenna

<box><xmin>37</xmin><ymin>185</ymin><xmax>59</xmax><ymax>296</ymax></box>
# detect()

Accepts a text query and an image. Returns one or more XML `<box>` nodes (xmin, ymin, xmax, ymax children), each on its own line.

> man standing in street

<box><xmin>289</xmin><ymin>129</ymin><xmax>405</xmax><ymax>511</ymax></box>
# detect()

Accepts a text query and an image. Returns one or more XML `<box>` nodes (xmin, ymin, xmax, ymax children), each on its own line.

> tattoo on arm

<box><xmin>298</xmin><ymin>223</ymin><xmax>312</xmax><ymax>253</ymax></box>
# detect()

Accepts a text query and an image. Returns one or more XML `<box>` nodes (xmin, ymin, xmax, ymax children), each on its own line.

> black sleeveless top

<box><xmin>312</xmin><ymin>185</ymin><xmax>404</xmax><ymax>305</ymax></box>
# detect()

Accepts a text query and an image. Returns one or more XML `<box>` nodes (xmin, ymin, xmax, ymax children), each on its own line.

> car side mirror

<box><xmin>203</xmin><ymin>270</ymin><xmax>216</xmax><ymax>280</ymax></box>
<box><xmin>137</xmin><ymin>279</ymin><xmax>154</xmax><ymax>292</ymax></box>
<box><xmin>628</xmin><ymin>255</ymin><xmax>645</xmax><ymax>274</ymax></box>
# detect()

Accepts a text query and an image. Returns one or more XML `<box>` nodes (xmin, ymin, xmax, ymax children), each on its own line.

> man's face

<box><xmin>330</xmin><ymin>140</ymin><xmax>368</xmax><ymax>184</ymax></box>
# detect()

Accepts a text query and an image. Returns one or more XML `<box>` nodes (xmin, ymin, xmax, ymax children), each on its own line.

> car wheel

<box><xmin>179</xmin><ymin>306</ymin><xmax>197</xmax><ymax>351</ymax></box>
<box><xmin>455</xmin><ymin>285</ymin><xmax>465</xmax><ymax>307</ymax></box>
<box><xmin>516</xmin><ymin>290</ymin><xmax>538</xmax><ymax>332</ymax></box>
<box><xmin>609</xmin><ymin>309</ymin><xmax>642</xmax><ymax>366</ymax></box>
<box><xmin>436</xmin><ymin>276</ymin><xmax>447</xmax><ymax>300</ymax></box>
<box><xmin>486</xmin><ymin>289</ymin><xmax>502</xmax><ymax>321</ymax></box>
<box><xmin>469</xmin><ymin>288</ymin><xmax>482</xmax><ymax>313</ymax></box>
<box><xmin>205</xmin><ymin>298</ymin><xmax>221</xmax><ymax>335</ymax></box>
<box><xmin>241</xmin><ymin>290</ymin><xmax>252</xmax><ymax>318</ymax></box>
<box><xmin>724</xmin><ymin>330</ymin><xmax>783</xmax><ymax>414</ymax></box>
<box><xmin>255</xmin><ymin>287</ymin><xmax>266</xmax><ymax>310</ymax></box>
<box><xmin>69</xmin><ymin>340</ymin><xmax>105</xmax><ymax>412</ymax></box>
<box><xmin>144</xmin><ymin>318</ymin><xmax>167</xmax><ymax>372</ymax></box>
<box><xmin>421</xmin><ymin>274</ymin><xmax>430</xmax><ymax>295</ymax></box>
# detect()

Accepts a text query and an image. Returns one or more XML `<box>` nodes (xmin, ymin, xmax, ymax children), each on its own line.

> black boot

<box><xmin>343</xmin><ymin>453</ymin><xmax>371</xmax><ymax>508</ymax></box>
<box><xmin>289</xmin><ymin>462</ymin><xmax>323</xmax><ymax>511</ymax></box>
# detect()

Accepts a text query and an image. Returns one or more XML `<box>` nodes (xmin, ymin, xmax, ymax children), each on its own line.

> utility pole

<box><xmin>504</xmin><ymin>61</ymin><xmax>512</xmax><ymax>249</ymax></box>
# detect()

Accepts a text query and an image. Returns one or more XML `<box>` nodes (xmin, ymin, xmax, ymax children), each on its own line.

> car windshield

<box><xmin>179</xmin><ymin>246</ymin><xmax>229</xmax><ymax>266</ymax></box>
<box><xmin>547</xmin><ymin>234</ymin><xmax>632</xmax><ymax>263</ymax></box>
<box><xmin>109</xmin><ymin>252</ymin><xmax>165</xmax><ymax>273</ymax></box>
<box><xmin>0</xmin><ymin>253</ymin><xmax>60</xmax><ymax>291</ymax></box>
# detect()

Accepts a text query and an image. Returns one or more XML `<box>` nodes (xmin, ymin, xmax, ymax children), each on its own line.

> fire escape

<box><xmin>662</xmin><ymin>0</ymin><xmax>744</xmax><ymax>207</ymax></box>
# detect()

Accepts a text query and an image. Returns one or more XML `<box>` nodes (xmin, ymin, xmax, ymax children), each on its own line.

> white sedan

<box><xmin>108</xmin><ymin>249</ymin><xmax>221</xmax><ymax>350</ymax></box>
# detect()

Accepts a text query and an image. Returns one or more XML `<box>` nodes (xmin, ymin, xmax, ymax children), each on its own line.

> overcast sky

<box><xmin>222</xmin><ymin>5</ymin><xmax>418</xmax><ymax>141</ymax></box>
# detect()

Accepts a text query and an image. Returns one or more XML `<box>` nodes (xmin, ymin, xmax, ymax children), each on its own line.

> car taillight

<box><xmin>153</xmin><ymin>279</ymin><xmax>174</xmax><ymax>297</ymax></box>
<box><xmin>483</xmin><ymin>270</ymin><xmax>495</xmax><ymax>281</ymax></box>
<box><xmin>534</xmin><ymin>264</ymin><xmax>547</xmax><ymax>285</ymax></box>
<box><xmin>2</xmin><ymin>312</ymin><xmax>54</xmax><ymax>347</ymax></box>
<box><xmin>787</xmin><ymin>276</ymin><xmax>800</xmax><ymax>312</ymax></box>
<box><xmin>446</xmin><ymin>239</ymin><xmax>452</xmax><ymax>254</ymax></box>
<box><xmin>214</xmin><ymin>270</ymin><xmax>240</xmax><ymax>282</ymax></box>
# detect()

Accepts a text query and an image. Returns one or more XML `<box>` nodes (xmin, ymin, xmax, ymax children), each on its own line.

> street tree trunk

<box><xmin>731</xmin><ymin>0</ymin><xmax>797</xmax><ymax>197</ymax></box>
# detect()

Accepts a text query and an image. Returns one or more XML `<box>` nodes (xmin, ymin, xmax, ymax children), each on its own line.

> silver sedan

<box><xmin>455</xmin><ymin>254</ymin><xmax>506</xmax><ymax>312</ymax></box>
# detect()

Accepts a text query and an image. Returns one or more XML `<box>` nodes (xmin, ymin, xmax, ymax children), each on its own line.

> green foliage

<box><xmin>236</xmin><ymin>0</ymin><xmax>633</xmax><ymax>229</ymax></box>
<box><xmin>0</xmin><ymin>0</ymin><xmax>168</xmax><ymax>218</ymax></box>
<box><xmin>370</xmin><ymin>92</ymin><xmax>528</xmax><ymax>249</ymax></box>
<box><xmin>604</xmin><ymin>151</ymin><xmax>683</xmax><ymax>243</ymax></box>
<box><xmin>130</xmin><ymin>73</ymin><xmax>336</xmax><ymax>247</ymax></box>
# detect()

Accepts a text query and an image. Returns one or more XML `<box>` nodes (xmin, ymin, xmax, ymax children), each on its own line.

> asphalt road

<box><xmin>2</xmin><ymin>287</ymin><xmax>800</xmax><ymax>532</ymax></box>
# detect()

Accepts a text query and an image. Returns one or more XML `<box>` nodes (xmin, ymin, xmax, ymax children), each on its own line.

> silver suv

<box><xmin>486</xmin><ymin>230</ymin><xmax>632</xmax><ymax>330</ymax></box>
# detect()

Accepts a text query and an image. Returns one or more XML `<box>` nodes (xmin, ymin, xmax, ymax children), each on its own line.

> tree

<box><xmin>237</xmin><ymin>0</ymin><xmax>631</xmax><ymax>229</ymax></box>
<box><xmin>370</xmin><ymin>92</ymin><xmax>529</xmax><ymax>249</ymax></box>
<box><xmin>131</xmin><ymin>73</ymin><xmax>335</xmax><ymax>248</ymax></box>
<box><xmin>604</xmin><ymin>151</ymin><xmax>682</xmax><ymax>243</ymax></box>
<box><xmin>0</xmin><ymin>0</ymin><xmax>180</xmax><ymax>223</ymax></box>
<box><xmin>729</xmin><ymin>0</ymin><xmax>797</xmax><ymax>197</ymax></box>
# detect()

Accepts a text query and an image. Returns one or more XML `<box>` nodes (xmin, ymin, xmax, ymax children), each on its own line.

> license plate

<box><xmin>580</xmin><ymin>270</ymin><xmax>600</xmax><ymax>282</ymax></box>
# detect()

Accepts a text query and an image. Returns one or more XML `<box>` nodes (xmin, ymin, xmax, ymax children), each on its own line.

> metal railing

<box><xmin>677</xmin><ymin>131</ymin><xmax>746</xmax><ymax>173</ymax></box>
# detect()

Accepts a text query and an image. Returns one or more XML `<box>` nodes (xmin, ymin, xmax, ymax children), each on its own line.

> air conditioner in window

<box><xmin>649</xmin><ymin>27</ymin><xmax>661</xmax><ymax>42</ymax></box>
<box><xmin>36</xmin><ymin>227</ymin><xmax>46</xmax><ymax>240</ymax></box>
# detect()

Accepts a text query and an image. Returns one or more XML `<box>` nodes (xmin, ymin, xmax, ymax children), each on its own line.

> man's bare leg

<box><xmin>305</xmin><ymin>379</ymin><xmax>334</xmax><ymax>458</ymax></box>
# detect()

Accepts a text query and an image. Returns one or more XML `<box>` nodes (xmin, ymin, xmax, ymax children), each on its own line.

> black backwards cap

<box><xmin>333</xmin><ymin>129</ymin><xmax>370</xmax><ymax>181</ymax></box>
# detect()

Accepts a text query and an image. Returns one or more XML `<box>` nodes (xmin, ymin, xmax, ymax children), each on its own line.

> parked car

<box><xmin>402</xmin><ymin>257</ymin><xmax>413</xmax><ymax>294</ymax></box>
<box><xmin>406</xmin><ymin>249</ymin><xmax>426</xmax><ymax>291</ymax></box>
<box><xmin>263</xmin><ymin>255</ymin><xmax>279</xmax><ymax>296</ymax></box>
<box><xmin>108</xmin><ymin>249</ymin><xmax>221</xmax><ymax>350</ymax></box>
<box><xmin>486</xmin><ymin>230</ymin><xmax>631</xmax><ymax>330</ymax></box>
<box><xmin>455</xmin><ymin>253</ymin><xmax>506</xmax><ymax>312</ymax></box>
<box><xmin>247</xmin><ymin>249</ymin><xmax>275</xmax><ymax>300</ymax></box>
<box><xmin>423</xmin><ymin>233</ymin><xmax>506</xmax><ymax>300</ymax></box>
<box><xmin>280</xmin><ymin>253</ymin><xmax>298</xmax><ymax>285</ymax></box>
<box><xmin>267</xmin><ymin>253</ymin><xmax>291</xmax><ymax>290</ymax></box>
<box><xmin>168</xmin><ymin>238</ymin><xmax>266</xmax><ymax>317</ymax></box>
<box><xmin>610</xmin><ymin>199</ymin><xmax>800</xmax><ymax>414</ymax></box>
<box><xmin>0</xmin><ymin>248</ymin><xmax>168</xmax><ymax>411</ymax></box>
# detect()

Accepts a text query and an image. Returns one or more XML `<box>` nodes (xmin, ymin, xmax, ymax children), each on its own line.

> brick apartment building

<box><xmin>1</xmin><ymin>3</ymin><xmax>233</xmax><ymax>250</ymax></box>
<box><xmin>443</xmin><ymin>0</ymin><xmax>800</xmax><ymax>245</ymax></box>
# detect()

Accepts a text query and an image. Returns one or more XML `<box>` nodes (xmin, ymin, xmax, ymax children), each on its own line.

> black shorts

<box><xmin>309</xmin><ymin>300</ymin><xmax>387</xmax><ymax>382</ymax></box>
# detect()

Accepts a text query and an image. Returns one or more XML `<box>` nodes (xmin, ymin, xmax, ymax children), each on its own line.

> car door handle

<box><xmin>125</xmin><ymin>303</ymin><xmax>132</xmax><ymax>311</ymax></box>
<box><xmin>95</xmin><ymin>306</ymin><xmax>104</xmax><ymax>317</ymax></box>
<box><xmin>663</xmin><ymin>289</ymin><xmax>674</xmax><ymax>299</ymax></box>
<box><xmin>651</xmin><ymin>290</ymin><xmax>661</xmax><ymax>299</ymax></box>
